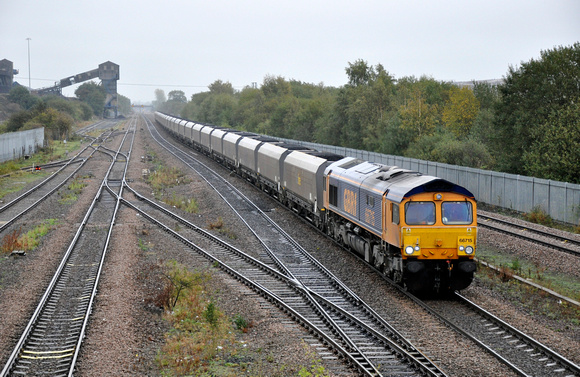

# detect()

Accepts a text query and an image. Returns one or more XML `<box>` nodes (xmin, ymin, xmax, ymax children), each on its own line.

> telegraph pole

<box><xmin>26</xmin><ymin>37</ymin><xmax>31</xmax><ymax>89</ymax></box>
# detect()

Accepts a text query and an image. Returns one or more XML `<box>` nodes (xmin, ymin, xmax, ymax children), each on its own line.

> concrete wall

<box><xmin>0</xmin><ymin>128</ymin><xmax>44</xmax><ymax>163</ymax></box>
<box><xmin>279</xmin><ymin>139</ymin><xmax>580</xmax><ymax>225</ymax></box>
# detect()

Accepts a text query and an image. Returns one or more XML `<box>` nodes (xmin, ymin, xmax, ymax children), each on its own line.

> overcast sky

<box><xmin>2</xmin><ymin>0</ymin><xmax>579</xmax><ymax>104</ymax></box>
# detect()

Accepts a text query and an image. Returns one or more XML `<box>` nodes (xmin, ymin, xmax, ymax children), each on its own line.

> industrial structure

<box><xmin>0</xmin><ymin>59</ymin><xmax>18</xmax><ymax>93</ymax></box>
<box><xmin>37</xmin><ymin>61</ymin><xmax>120</xmax><ymax>118</ymax></box>
<box><xmin>1</xmin><ymin>59</ymin><xmax>120</xmax><ymax>118</ymax></box>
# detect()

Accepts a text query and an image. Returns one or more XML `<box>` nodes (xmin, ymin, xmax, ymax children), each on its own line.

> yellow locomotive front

<box><xmin>393</xmin><ymin>191</ymin><xmax>477</xmax><ymax>292</ymax></box>
<box><xmin>323</xmin><ymin>158</ymin><xmax>477</xmax><ymax>294</ymax></box>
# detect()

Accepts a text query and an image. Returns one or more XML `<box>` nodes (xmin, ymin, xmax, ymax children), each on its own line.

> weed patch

<box><xmin>164</xmin><ymin>194</ymin><xmax>198</xmax><ymax>213</ymax></box>
<box><xmin>0</xmin><ymin>139</ymin><xmax>82</xmax><ymax>177</ymax></box>
<box><xmin>18</xmin><ymin>219</ymin><xmax>59</xmax><ymax>251</ymax></box>
<box><xmin>58</xmin><ymin>175</ymin><xmax>88</xmax><ymax>204</ymax></box>
<box><xmin>1</xmin><ymin>227</ymin><xmax>23</xmax><ymax>254</ymax></box>
<box><xmin>208</xmin><ymin>217</ymin><xmax>237</xmax><ymax>240</ymax></box>
<box><xmin>523</xmin><ymin>206</ymin><xmax>553</xmax><ymax>227</ymax></box>
<box><xmin>155</xmin><ymin>261</ymin><xmax>235</xmax><ymax>375</ymax></box>
<box><xmin>1</xmin><ymin>220</ymin><xmax>59</xmax><ymax>254</ymax></box>
<box><xmin>0</xmin><ymin>170</ymin><xmax>50</xmax><ymax>200</ymax></box>
<box><xmin>147</xmin><ymin>166</ymin><xmax>191</xmax><ymax>198</ymax></box>
<box><xmin>233</xmin><ymin>314</ymin><xmax>253</xmax><ymax>333</ymax></box>
<box><xmin>476</xmin><ymin>260</ymin><xmax>580</xmax><ymax>331</ymax></box>
<box><xmin>137</xmin><ymin>238</ymin><xmax>150</xmax><ymax>252</ymax></box>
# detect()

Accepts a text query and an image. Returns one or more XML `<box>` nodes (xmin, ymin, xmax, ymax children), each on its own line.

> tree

<box><xmin>208</xmin><ymin>80</ymin><xmax>234</xmax><ymax>95</ymax></box>
<box><xmin>345</xmin><ymin>59</ymin><xmax>372</xmax><ymax>86</ymax></box>
<box><xmin>231</xmin><ymin>87</ymin><xmax>266</xmax><ymax>132</ymax></box>
<box><xmin>23</xmin><ymin>107</ymin><xmax>73</xmax><ymax>140</ymax></box>
<box><xmin>164</xmin><ymin>90</ymin><xmax>187</xmax><ymax>115</ymax></box>
<box><xmin>405</xmin><ymin>132</ymin><xmax>493</xmax><ymax>169</ymax></box>
<box><xmin>261</xmin><ymin>75</ymin><xmax>291</xmax><ymax>98</ymax></box>
<box><xmin>523</xmin><ymin>100</ymin><xmax>580</xmax><ymax>183</ymax></box>
<box><xmin>442</xmin><ymin>86</ymin><xmax>480</xmax><ymax>139</ymax></box>
<box><xmin>472</xmin><ymin>81</ymin><xmax>500</xmax><ymax>110</ymax></box>
<box><xmin>492</xmin><ymin>43</ymin><xmax>580</xmax><ymax>174</ymax></box>
<box><xmin>470</xmin><ymin>81</ymin><xmax>499</xmax><ymax>145</ymax></box>
<box><xmin>117</xmin><ymin>94</ymin><xmax>131</xmax><ymax>116</ymax></box>
<box><xmin>330</xmin><ymin>61</ymin><xmax>396</xmax><ymax>149</ymax></box>
<box><xmin>8</xmin><ymin>86</ymin><xmax>39</xmax><ymax>110</ymax></box>
<box><xmin>5</xmin><ymin>111</ymin><xmax>34</xmax><ymax>132</ymax></box>
<box><xmin>153</xmin><ymin>89</ymin><xmax>167</xmax><ymax>111</ymax></box>
<box><xmin>398</xmin><ymin>88</ymin><xmax>439</xmax><ymax>139</ymax></box>
<box><xmin>168</xmin><ymin>90</ymin><xmax>187</xmax><ymax>103</ymax></box>
<box><xmin>75</xmin><ymin>82</ymin><xmax>106</xmax><ymax>116</ymax></box>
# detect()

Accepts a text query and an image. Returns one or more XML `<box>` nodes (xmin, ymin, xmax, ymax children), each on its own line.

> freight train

<box><xmin>154</xmin><ymin>112</ymin><xmax>477</xmax><ymax>293</ymax></box>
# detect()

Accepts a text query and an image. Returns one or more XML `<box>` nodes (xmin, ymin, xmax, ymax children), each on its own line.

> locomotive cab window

<box><xmin>442</xmin><ymin>201</ymin><xmax>473</xmax><ymax>225</ymax></box>
<box><xmin>405</xmin><ymin>201</ymin><xmax>435</xmax><ymax>225</ymax></box>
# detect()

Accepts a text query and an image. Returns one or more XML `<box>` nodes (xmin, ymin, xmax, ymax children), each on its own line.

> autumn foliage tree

<box><xmin>442</xmin><ymin>86</ymin><xmax>480</xmax><ymax>139</ymax></box>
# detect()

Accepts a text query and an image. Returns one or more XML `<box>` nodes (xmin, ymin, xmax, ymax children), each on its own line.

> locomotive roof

<box><xmin>385</xmin><ymin>174</ymin><xmax>474</xmax><ymax>203</ymax></box>
<box><xmin>327</xmin><ymin>157</ymin><xmax>474</xmax><ymax>203</ymax></box>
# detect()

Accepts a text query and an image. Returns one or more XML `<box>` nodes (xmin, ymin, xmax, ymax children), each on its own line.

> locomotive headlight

<box><xmin>459</xmin><ymin>245</ymin><xmax>465</xmax><ymax>251</ymax></box>
<box><xmin>465</xmin><ymin>246</ymin><xmax>474</xmax><ymax>254</ymax></box>
<box><xmin>405</xmin><ymin>246</ymin><xmax>415</xmax><ymax>255</ymax></box>
<box><xmin>414</xmin><ymin>245</ymin><xmax>420</xmax><ymax>251</ymax></box>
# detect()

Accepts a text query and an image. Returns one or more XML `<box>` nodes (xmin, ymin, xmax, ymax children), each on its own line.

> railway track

<box><xmin>0</xmin><ymin>119</ymin><xmax>136</xmax><ymax>377</ymax></box>
<box><xmin>354</xmin><ymin>261</ymin><xmax>580</xmax><ymax>377</ymax></box>
<box><xmin>478</xmin><ymin>213</ymin><xmax>580</xmax><ymax>257</ymax></box>
<box><xmin>121</xmin><ymin>184</ymin><xmax>443</xmax><ymax>376</ymax></box>
<box><xmin>0</xmin><ymin>125</ymin><xmax>120</xmax><ymax>237</ymax></box>
<box><xmin>150</xmin><ymin>114</ymin><xmax>580</xmax><ymax>376</ymax></box>
<box><xmin>420</xmin><ymin>292</ymin><xmax>580</xmax><ymax>377</ymax></box>
<box><xmin>145</xmin><ymin>115</ymin><xmax>580</xmax><ymax>376</ymax></box>
<box><xmin>140</xmin><ymin>115</ymin><xmax>447</xmax><ymax>376</ymax></box>
<box><xmin>272</xmin><ymin>189</ymin><xmax>580</xmax><ymax>376</ymax></box>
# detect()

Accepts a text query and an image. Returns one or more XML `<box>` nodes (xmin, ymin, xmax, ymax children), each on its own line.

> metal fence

<box><xmin>0</xmin><ymin>128</ymin><xmax>45</xmax><ymax>163</ymax></box>
<box><xmin>280</xmin><ymin>139</ymin><xmax>580</xmax><ymax>225</ymax></box>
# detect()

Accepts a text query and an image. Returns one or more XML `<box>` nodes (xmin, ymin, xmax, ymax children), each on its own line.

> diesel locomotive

<box><xmin>154</xmin><ymin>112</ymin><xmax>477</xmax><ymax>293</ymax></box>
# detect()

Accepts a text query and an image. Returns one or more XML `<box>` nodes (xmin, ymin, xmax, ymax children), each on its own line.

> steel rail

<box><xmin>0</xmin><ymin>122</ymin><xmax>134</xmax><ymax>377</ymax></box>
<box><xmin>0</xmin><ymin>145</ymin><xmax>91</xmax><ymax>213</ymax></box>
<box><xmin>373</xmin><ymin>272</ymin><xmax>530</xmax><ymax>376</ymax></box>
<box><xmin>129</xmin><ymin>181</ymin><xmax>447</xmax><ymax>376</ymax></box>
<box><xmin>0</xmin><ymin>129</ymin><xmax>115</xmax><ymax>215</ymax></box>
<box><xmin>142</xmin><ymin>116</ymin><xmax>362</xmax><ymax>300</ymax></box>
<box><xmin>141</xmin><ymin>115</ymin><xmax>447</xmax><ymax>376</ymax></box>
<box><xmin>0</xmin><ymin>148</ymin><xmax>102</xmax><ymax>234</ymax></box>
<box><xmin>478</xmin><ymin>215</ymin><xmax>580</xmax><ymax>257</ymax></box>
<box><xmin>68</xmin><ymin>118</ymin><xmax>136</xmax><ymax>376</ymax></box>
<box><xmin>454</xmin><ymin>292</ymin><xmax>580</xmax><ymax>376</ymax></box>
<box><xmin>121</xmin><ymin>196</ymin><xmax>433</xmax><ymax>376</ymax></box>
<box><xmin>127</xmin><ymin>173</ymin><xmax>445</xmax><ymax>375</ymax></box>
<box><xmin>368</xmin><ymin>263</ymin><xmax>580</xmax><ymax>377</ymax></box>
